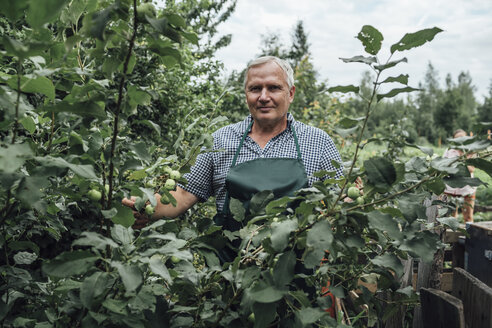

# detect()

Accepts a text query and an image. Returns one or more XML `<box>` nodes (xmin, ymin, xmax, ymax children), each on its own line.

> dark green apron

<box><xmin>214</xmin><ymin>119</ymin><xmax>308</xmax><ymax>262</ymax></box>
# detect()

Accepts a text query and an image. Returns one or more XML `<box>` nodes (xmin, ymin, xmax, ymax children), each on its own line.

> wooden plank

<box><xmin>452</xmin><ymin>267</ymin><xmax>492</xmax><ymax>328</ymax></box>
<box><xmin>420</xmin><ymin>287</ymin><xmax>465</xmax><ymax>328</ymax></box>
<box><xmin>452</xmin><ymin>239</ymin><xmax>465</xmax><ymax>269</ymax></box>
<box><xmin>444</xmin><ymin>229</ymin><xmax>465</xmax><ymax>244</ymax></box>
<box><xmin>465</xmin><ymin>222</ymin><xmax>492</xmax><ymax>287</ymax></box>
<box><xmin>440</xmin><ymin>272</ymin><xmax>453</xmax><ymax>292</ymax></box>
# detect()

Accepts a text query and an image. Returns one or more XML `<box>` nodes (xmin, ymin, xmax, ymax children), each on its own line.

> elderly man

<box><xmin>123</xmin><ymin>56</ymin><xmax>343</xmax><ymax>226</ymax></box>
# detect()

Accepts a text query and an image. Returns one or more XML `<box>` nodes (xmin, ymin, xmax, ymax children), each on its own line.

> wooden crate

<box><xmin>465</xmin><ymin>221</ymin><xmax>492</xmax><ymax>287</ymax></box>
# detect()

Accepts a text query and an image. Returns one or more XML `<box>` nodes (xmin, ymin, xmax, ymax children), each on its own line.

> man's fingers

<box><xmin>122</xmin><ymin>197</ymin><xmax>136</xmax><ymax>208</ymax></box>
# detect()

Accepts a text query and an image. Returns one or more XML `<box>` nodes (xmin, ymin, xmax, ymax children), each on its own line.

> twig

<box><xmin>107</xmin><ymin>0</ymin><xmax>138</xmax><ymax>209</ymax></box>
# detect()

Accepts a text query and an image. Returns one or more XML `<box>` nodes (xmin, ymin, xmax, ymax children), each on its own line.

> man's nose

<box><xmin>259</xmin><ymin>88</ymin><xmax>270</xmax><ymax>102</ymax></box>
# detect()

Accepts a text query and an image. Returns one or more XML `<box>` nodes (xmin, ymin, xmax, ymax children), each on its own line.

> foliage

<box><xmin>1</xmin><ymin>2</ymin><xmax>492</xmax><ymax>328</ymax></box>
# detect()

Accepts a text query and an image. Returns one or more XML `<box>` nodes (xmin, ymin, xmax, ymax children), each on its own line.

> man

<box><xmin>123</xmin><ymin>56</ymin><xmax>343</xmax><ymax>224</ymax></box>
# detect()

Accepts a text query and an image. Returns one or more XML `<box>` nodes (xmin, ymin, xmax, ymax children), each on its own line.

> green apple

<box><xmin>104</xmin><ymin>184</ymin><xmax>110</xmax><ymax>195</ymax></box>
<box><xmin>347</xmin><ymin>186</ymin><xmax>360</xmax><ymax>199</ymax></box>
<box><xmin>163</xmin><ymin>166</ymin><xmax>173</xmax><ymax>175</ymax></box>
<box><xmin>87</xmin><ymin>189</ymin><xmax>101</xmax><ymax>201</ymax></box>
<box><xmin>170</xmin><ymin>170</ymin><xmax>181</xmax><ymax>180</ymax></box>
<box><xmin>164</xmin><ymin>178</ymin><xmax>176</xmax><ymax>190</ymax></box>
<box><xmin>145</xmin><ymin>204</ymin><xmax>155</xmax><ymax>215</ymax></box>
<box><xmin>356</xmin><ymin>196</ymin><xmax>365</xmax><ymax>205</ymax></box>
<box><xmin>170</xmin><ymin>256</ymin><xmax>180</xmax><ymax>264</ymax></box>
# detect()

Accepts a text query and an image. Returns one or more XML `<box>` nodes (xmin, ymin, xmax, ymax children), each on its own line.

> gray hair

<box><xmin>243</xmin><ymin>56</ymin><xmax>295</xmax><ymax>89</ymax></box>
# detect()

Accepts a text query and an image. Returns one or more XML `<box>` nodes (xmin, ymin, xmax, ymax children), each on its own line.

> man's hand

<box><xmin>122</xmin><ymin>187</ymin><xmax>199</xmax><ymax>229</ymax></box>
<box><xmin>121</xmin><ymin>196</ymin><xmax>151</xmax><ymax>229</ymax></box>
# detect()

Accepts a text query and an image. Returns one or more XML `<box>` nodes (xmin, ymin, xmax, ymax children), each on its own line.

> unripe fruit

<box><xmin>165</xmin><ymin>179</ymin><xmax>176</xmax><ymax>190</ymax></box>
<box><xmin>104</xmin><ymin>184</ymin><xmax>110</xmax><ymax>195</ymax></box>
<box><xmin>347</xmin><ymin>186</ymin><xmax>360</xmax><ymax>199</ymax></box>
<box><xmin>171</xmin><ymin>256</ymin><xmax>180</xmax><ymax>264</ymax></box>
<box><xmin>145</xmin><ymin>204</ymin><xmax>155</xmax><ymax>215</ymax></box>
<box><xmin>87</xmin><ymin>189</ymin><xmax>102</xmax><ymax>201</ymax></box>
<box><xmin>136</xmin><ymin>3</ymin><xmax>156</xmax><ymax>21</ymax></box>
<box><xmin>170</xmin><ymin>170</ymin><xmax>181</xmax><ymax>180</ymax></box>
<box><xmin>163</xmin><ymin>166</ymin><xmax>173</xmax><ymax>175</ymax></box>
<box><xmin>356</xmin><ymin>196</ymin><xmax>365</xmax><ymax>205</ymax></box>
<box><xmin>145</xmin><ymin>179</ymin><xmax>156</xmax><ymax>188</ymax></box>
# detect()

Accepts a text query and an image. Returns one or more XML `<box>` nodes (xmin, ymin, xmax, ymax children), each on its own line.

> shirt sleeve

<box><xmin>179</xmin><ymin>149</ymin><xmax>214</xmax><ymax>202</ymax></box>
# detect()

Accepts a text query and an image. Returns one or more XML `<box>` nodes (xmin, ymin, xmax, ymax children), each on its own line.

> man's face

<box><xmin>245</xmin><ymin>61</ymin><xmax>295</xmax><ymax>127</ymax></box>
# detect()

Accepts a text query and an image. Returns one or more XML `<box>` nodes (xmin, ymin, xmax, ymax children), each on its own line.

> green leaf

<box><xmin>339</xmin><ymin>55</ymin><xmax>377</xmax><ymax>65</ymax></box>
<box><xmin>163</xmin><ymin>13</ymin><xmax>186</xmax><ymax>28</ymax></box>
<box><xmin>390</xmin><ymin>27</ymin><xmax>443</xmax><ymax>54</ymax></box>
<box><xmin>377</xmin><ymin>87</ymin><xmax>420</xmax><ymax>102</ymax></box>
<box><xmin>304</xmin><ymin>220</ymin><xmax>333</xmax><ymax>269</ymax></box>
<box><xmin>102</xmin><ymin>298</ymin><xmax>128</xmax><ymax>315</ymax></box>
<box><xmin>147</xmin><ymin>17</ymin><xmax>182</xmax><ymax>43</ymax></box>
<box><xmin>431</xmin><ymin>157</ymin><xmax>459</xmax><ymax>174</ymax></box>
<box><xmin>296</xmin><ymin>307</ymin><xmax>327</xmax><ymax>325</ymax></box>
<box><xmin>20</xmin><ymin>116</ymin><xmax>36</xmax><ymax>134</ymax></box>
<box><xmin>380</xmin><ymin>74</ymin><xmax>409</xmax><ymax>85</ymax></box>
<box><xmin>8</xmin><ymin>75</ymin><xmax>56</xmax><ymax>100</ymax></box>
<box><xmin>338</xmin><ymin>116</ymin><xmax>365</xmax><ymax>128</ymax></box>
<box><xmin>249</xmin><ymin>190</ymin><xmax>274</xmax><ymax>216</ymax></box>
<box><xmin>443</xmin><ymin>176</ymin><xmax>484</xmax><ymax>188</ymax></box>
<box><xmin>0</xmin><ymin>0</ymin><xmax>29</xmax><ymax>21</ymax></box>
<box><xmin>149</xmin><ymin>255</ymin><xmax>172</xmax><ymax>283</ymax></box>
<box><xmin>253</xmin><ymin>302</ymin><xmax>277</xmax><ymax>328</ymax></box>
<box><xmin>272</xmin><ymin>250</ymin><xmax>296</xmax><ymax>287</ymax></box>
<box><xmin>113</xmin><ymin>262</ymin><xmax>143</xmax><ymax>294</ymax></box>
<box><xmin>248</xmin><ymin>281</ymin><xmax>286</xmax><ymax>303</ymax></box>
<box><xmin>80</xmin><ymin>272</ymin><xmax>111</xmax><ymax>309</ymax></box>
<box><xmin>327</xmin><ymin>85</ymin><xmax>360</xmax><ymax>94</ymax></box>
<box><xmin>73</xmin><ymin>231</ymin><xmax>118</xmax><ymax>250</ymax></box>
<box><xmin>364</xmin><ymin>157</ymin><xmax>397</xmax><ymax>192</ymax></box>
<box><xmin>111</xmin><ymin>224</ymin><xmax>134</xmax><ymax>245</ymax></box>
<box><xmin>139</xmin><ymin>187</ymin><xmax>156</xmax><ymax>207</ymax></box>
<box><xmin>229</xmin><ymin>198</ymin><xmax>245</xmax><ymax>222</ymax></box>
<box><xmin>371</xmin><ymin>253</ymin><xmax>403</xmax><ymax>277</ymax></box>
<box><xmin>265</xmin><ymin>196</ymin><xmax>292</xmax><ymax>215</ymax></box>
<box><xmin>101</xmin><ymin>208</ymin><xmax>118</xmax><ymax>219</ymax></box>
<box><xmin>111</xmin><ymin>204</ymin><xmax>136</xmax><ymax>228</ymax></box>
<box><xmin>0</xmin><ymin>143</ymin><xmax>33</xmax><ymax>173</ymax></box>
<box><xmin>13</xmin><ymin>251</ymin><xmax>38</xmax><ymax>265</ymax></box>
<box><xmin>181</xmin><ymin>31</ymin><xmax>199</xmax><ymax>45</ymax></box>
<box><xmin>367</xmin><ymin>211</ymin><xmax>402</xmax><ymax>239</ymax></box>
<box><xmin>374</xmin><ymin>57</ymin><xmax>408</xmax><ymax>71</ymax></box>
<box><xmin>42</xmin><ymin>250</ymin><xmax>99</xmax><ymax>278</ymax></box>
<box><xmin>398</xmin><ymin>194</ymin><xmax>427</xmax><ymax>223</ymax></box>
<box><xmin>43</xmin><ymin>100</ymin><xmax>106</xmax><ymax>119</ymax></box>
<box><xmin>357</xmin><ymin>25</ymin><xmax>384</xmax><ymax>55</ymax></box>
<box><xmin>34</xmin><ymin>156</ymin><xmax>98</xmax><ymax>180</ymax></box>
<box><xmin>466</xmin><ymin>158</ymin><xmax>492</xmax><ymax>177</ymax></box>
<box><xmin>84</xmin><ymin>3</ymin><xmax>118</xmax><ymax>41</ymax></box>
<box><xmin>437</xmin><ymin>217</ymin><xmax>460</xmax><ymax>231</ymax></box>
<box><xmin>399</xmin><ymin>233</ymin><xmax>439</xmax><ymax>263</ymax></box>
<box><xmin>27</xmin><ymin>0</ymin><xmax>71</xmax><ymax>28</ymax></box>
<box><xmin>425</xmin><ymin>178</ymin><xmax>446</xmax><ymax>195</ymax></box>
<box><xmin>270</xmin><ymin>219</ymin><xmax>298</xmax><ymax>252</ymax></box>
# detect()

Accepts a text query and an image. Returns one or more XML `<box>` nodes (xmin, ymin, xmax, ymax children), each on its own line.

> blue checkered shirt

<box><xmin>181</xmin><ymin>113</ymin><xmax>343</xmax><ymax>211</ymax></box>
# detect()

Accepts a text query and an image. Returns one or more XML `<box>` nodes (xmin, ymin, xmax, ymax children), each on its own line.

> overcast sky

<box><xmin>213</xmin><ymin>0</ymin><xmax>492</xmax><ymax>101</ymax></box>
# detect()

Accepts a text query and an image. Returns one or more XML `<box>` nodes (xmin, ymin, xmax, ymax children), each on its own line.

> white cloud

<box><xmin>215</xmin><ymin>0</ymin><xmax>492</xmax><ymax>100</ymax></box>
